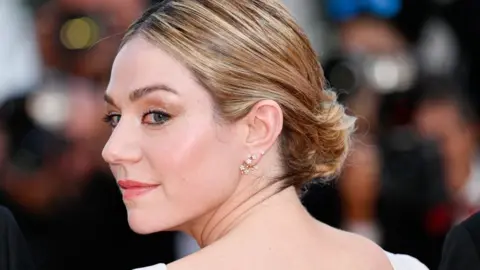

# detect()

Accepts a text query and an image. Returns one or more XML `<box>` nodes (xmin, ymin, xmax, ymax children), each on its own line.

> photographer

<box><xmin>34</xmin><ymin>0</ymin><xmax>146</xmax><ymax>85</ymax></box>
<box><xmin>414</xmin><ymin>81</ymin><xmax>480</xmax><ymax>224</ymax></box>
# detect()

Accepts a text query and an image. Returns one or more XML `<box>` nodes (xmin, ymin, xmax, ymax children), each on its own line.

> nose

<box><xmin>102</xmin><ymin>122</ymin><xmax>142</xmax><ymax>165</ymax></box>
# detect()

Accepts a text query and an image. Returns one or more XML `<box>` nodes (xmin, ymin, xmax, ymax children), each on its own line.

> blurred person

<box><xmin>438</xmin><ymin>211</ymin><xmax>480</xmax><ymax>270</ymax></box>
<box><xmin>322</xmin><ymin>12</ymin><xmax>453</xmax><ymax>269</ymax></box>
<box><xmin>339</xmin><ymin>134</ymin><xmax>383</xmax><ymax>242</ymax></box>
<box><xmin>414</xmin><ymin>81</ymin><xmax>479</xmax><ymax>224</ymax></box>
<box><xmin>336</xmin><ymin>15</ymin><xmax>414</xmax><ymax>133</ymax></box>
<box><xmin>306</xmin><ymin>12</ymin><xmax>413</xmax><ymax>243</ymax></box>
<box><xmin>333</xmin><ymin>14</ymin><xmax>413</xmax><ymax>242</ymax></box>
<box><xmin>34</xmin><ymin>0</ymin><xmax>148</xmax><ymax>85</ymax></box>
<box><xmin>376</xmin><ymin>90</ymin><xmax>449</xmax><ymax>269</ymax></box>
<box><xmin>102</xmin><ymin>1</ymin><xmax>427</xmax><ymax>270</ymax></box>
<box><xmin>0</xmin><ymin>75</ymin><xmax>105</xmax><ymax>209</ymax></box>
<box><xmin>0</xmin><ymin>206</ymin><xmax>35</xmax><ymax>270</ymax></box>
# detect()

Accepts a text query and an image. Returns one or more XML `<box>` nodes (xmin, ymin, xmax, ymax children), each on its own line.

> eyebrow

<box><xmin>104</xmin><ymin>84</ymin><xmax>178</xmax><ymax>106</ymax></box>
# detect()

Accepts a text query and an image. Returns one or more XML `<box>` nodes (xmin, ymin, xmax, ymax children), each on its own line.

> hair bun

<box><xmin>312</xmin><ymin>93</ymin><xmax>356</xmax><ymax>180</ymax></box>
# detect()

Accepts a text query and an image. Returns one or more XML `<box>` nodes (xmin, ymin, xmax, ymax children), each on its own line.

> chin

<box><xmin>126</xmin><ymin>209</ymin><xmax>176</xmax><ymax>234</ymax></box>
<box><xmin>128</xmin><ymin>221</ymin><xmax>155</xmax><ymax>235</ymax></box>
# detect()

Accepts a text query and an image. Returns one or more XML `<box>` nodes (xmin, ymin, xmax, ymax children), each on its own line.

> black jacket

<box><xmin>0</xmin><ymin>206</ymin><xmax>35</xmax><ymax>270</ymax></box>
<box><xmin>439</xmin><ymin>212</ymin><xmax>480</xmax><ymax>270</ymax></box>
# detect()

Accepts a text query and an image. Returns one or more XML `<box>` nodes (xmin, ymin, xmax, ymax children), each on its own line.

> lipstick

<box><xmin>117</xmin><ymin>180</ymin><xmax>160</xmax><ymax>199</ymax></box>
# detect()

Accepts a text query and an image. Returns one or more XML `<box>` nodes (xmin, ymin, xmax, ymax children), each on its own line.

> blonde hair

<box><xmin>122</xmin><ymin>0</ymin><xmax>355</xmax><ymax>189</ymax></box>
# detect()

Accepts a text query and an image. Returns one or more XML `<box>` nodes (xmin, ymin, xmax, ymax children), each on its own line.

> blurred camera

<box><xmin>378</xmin><ymin>126</ymin><xmax>447</xmax><ymax>208</ymax></box>
<box><xmin>324</xmin><ymin>51</ymin><xmax>418</xmax><ymax>99</ymax></box>
<box><xmin>0</xmin><ymin>79</ymin><xmax>71</xmax><ymax>173</ymax></box>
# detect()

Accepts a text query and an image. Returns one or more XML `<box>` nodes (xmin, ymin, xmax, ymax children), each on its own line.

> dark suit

<box><xmin>0</xmin><ymin>206</ymin><xmax>36</xmax><ymax>270</ymax></box>
<box><xmin>439</xmin><ymin>212</ymin><xmax>480</xmax><ymax>270</ymax></box>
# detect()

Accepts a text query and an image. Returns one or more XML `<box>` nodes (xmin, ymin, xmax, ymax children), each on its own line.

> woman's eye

<box><xmin>103</xmin><ymin>114</ymin><xmax>121</xmax><ymax>128</ymax></box>
<box><xmin>142</xmin><ymin>110</ymin><xmax>171</xmax><ymax>125</ymax></box>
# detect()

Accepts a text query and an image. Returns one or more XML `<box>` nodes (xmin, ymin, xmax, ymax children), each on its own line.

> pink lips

<box><xmin>117</xmin><ymin>180</ymin><xmax>160</xmax><ymax>199</ymax></box>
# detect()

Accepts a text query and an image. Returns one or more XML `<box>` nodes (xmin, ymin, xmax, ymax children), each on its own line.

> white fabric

<box><xmin>133</xmin><ymin>263</ymin><xmax>167</xmax><ymax>270</ymax></box>
<box><xmin>134</xmin><ymin>251</ymin><xmax>429</xmax><ymax>270</ymax></box>
<box><xmin>343</xmin><ymin>220</ymin><xmax>382</xmax><ymax>244</ymax></box>
<box><xmin>385</xmin><ymin>251</ymin><xmax>429</xmax><ymax>270</ymax></box>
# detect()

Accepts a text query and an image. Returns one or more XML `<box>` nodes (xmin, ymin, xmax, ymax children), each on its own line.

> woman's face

<box><xmin>102</xmin><ymin>37</ymin><xmax>244</xmax><ymax>234</ymax></box>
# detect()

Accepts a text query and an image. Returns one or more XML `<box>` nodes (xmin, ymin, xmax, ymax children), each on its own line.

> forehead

<box><xmin>106</xmin><ymin>36</ymin><xmax>198</xmax><ymax>97</ymax></box>
<box><xmin>417</xmin><ymin>101</ymin><xmax>465</xmax><ymax>130</ymax></box>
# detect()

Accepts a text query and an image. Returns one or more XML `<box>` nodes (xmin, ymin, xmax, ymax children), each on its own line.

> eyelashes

<box><xmin>142</xmin><ymin>109</ymin><xmax>171</xmax><ymax>125</ymax></box>
<box><xmin>102</xmin><ymin>113</ymin><xmax>121</xmax><ymax>128</ymax></box>
<box><xmin>102</xmin><ymin>110</ymin><xmax>171</xmax><ymax>128</ymax></box>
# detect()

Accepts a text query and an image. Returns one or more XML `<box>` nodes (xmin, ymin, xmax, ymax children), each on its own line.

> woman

<box><xmin>102</xmin><ymin>1</ymin><xmax>427</xmax><ymax>269</ymax></box>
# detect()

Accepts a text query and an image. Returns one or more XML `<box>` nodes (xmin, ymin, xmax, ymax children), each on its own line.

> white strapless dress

<box><xmin>134</xmin><ymin>251</ymin><xmax>428</xmax><ymax>270</ymax></box>
<box><xmin>134</xmin><ymin>263</ymin><xmax>167</xmax><ymax>270</ymax></box>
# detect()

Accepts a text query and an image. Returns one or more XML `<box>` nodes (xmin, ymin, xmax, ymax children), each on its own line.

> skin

<box><xmin>414</xmin><ymin>101</ymin><xmax>476</xmax><ymax>194</ymax></box>
<box><xmin>102</xmin><ymin>37</ymin><xmax>393</xmax><ymax>270</ymax></box>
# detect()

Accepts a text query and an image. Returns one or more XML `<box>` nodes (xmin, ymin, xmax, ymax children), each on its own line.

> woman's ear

<box><xmin>243</xmin><ymin>100</ymin><xmax>283</xmax><ymax>153</ymax></box>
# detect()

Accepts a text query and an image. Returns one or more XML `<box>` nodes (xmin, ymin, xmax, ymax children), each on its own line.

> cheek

<box><xmin>142</xmin><ymin>117</ymin><xmax>241</xmax><ymax>216</ymax></box>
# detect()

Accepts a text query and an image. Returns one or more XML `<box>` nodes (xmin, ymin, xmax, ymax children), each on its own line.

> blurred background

<box><xmin>0</xmin><ymin>0</ymin><xmax>478</xmax><ymax>269</ymax></box>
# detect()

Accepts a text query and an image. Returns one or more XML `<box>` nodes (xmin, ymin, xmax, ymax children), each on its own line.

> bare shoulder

<box><xmin>327</xmin><ymin>228</ymin><xmax>394</xmax><ymax>270</ymax></box>
<box><xmin>167</xmin><ymin>225</ymin><xmax>394</xmax><ymax>270</ymax></box>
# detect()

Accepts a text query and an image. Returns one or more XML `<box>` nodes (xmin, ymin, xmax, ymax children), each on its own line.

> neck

<box><xmin>180</xmin><ymin>184</ymin><xmax>306</xmax><ymax>247</ymax></box>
